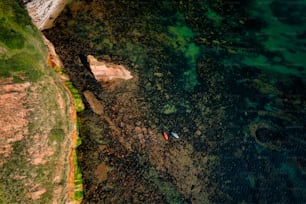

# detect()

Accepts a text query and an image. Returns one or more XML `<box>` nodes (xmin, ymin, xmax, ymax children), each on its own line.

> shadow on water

<box><xmin>44</xmin><ymin>0</ymin><xmax>306</xmax><ymax>203</ymax></box>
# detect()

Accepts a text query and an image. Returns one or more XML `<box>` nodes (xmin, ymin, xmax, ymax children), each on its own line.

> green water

<box><xmin>45</xmin><ymin>0</ymin><xmax>306</xmax><ymax>203</ymax></box>
<box><xmin>242</xmin><ymin>0</ymin><xmax>306</xmax><ymax>76</ymax></box>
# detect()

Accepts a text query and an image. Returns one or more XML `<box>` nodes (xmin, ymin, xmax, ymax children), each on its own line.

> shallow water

<box><xmin>45</xmin><ymin>0</ymin><xmax>306</xmax><ymax>203</ymax></box>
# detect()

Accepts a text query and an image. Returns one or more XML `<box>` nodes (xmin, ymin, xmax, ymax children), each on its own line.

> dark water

<box><xmin>45</xmin><ymin>0</ymin><xmax>306</xmax><ymax>203</ymax></box>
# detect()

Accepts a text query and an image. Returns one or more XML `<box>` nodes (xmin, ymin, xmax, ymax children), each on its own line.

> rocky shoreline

<box><xmin>44</xmin><ymin>0</ymin><xmax>306</xmax><ymax>203</ymax></box>
<box><xmin>15</xmin><ymin>0</ymin><xmax>306</xmax><ymax>203</ymax></box>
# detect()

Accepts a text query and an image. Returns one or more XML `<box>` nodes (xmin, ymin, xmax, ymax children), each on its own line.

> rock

<box><xmin>150</xmin><ymin>124</ymin><xmax>157</xmax><ymax>129</ymax></box>
<box><xmin>156</xmin><ymin>83</ymin><xmax>162</xmax><ymax>91</ymax></box>
<box><xmin>42</xmin><ymin>35</ymin><xmax>64</xmax><ymax>68</ymax></box>
<box><xmin>83</xmin><ymin>90</ymin><xmax>104</xmax><ymax>115</ymax></box>
<box><xmin>23</xmin><ymin>0</ymin><xmax>69</xmax><ymax>30</ymax></box>
<box><xmin>87</xmin><ymin>55</ymin><xmax>133</xmax><ymax>82</ymax></box>
<box><xmin>142</xmin><ymin>127</ymin><xmax>148</xmax><ymax>135</ymax></box>
<box><xmin>134</xmin><ymin>127</ymin><xmax>142</xmax><ymax>134</ymax></box>
<box><xmin>195</xmin><ymin>130</ymin><xmax>202</xmax><ymax>136</ymax></box>
<box><xmin>183</xmin><ymin>127</ymin><xmax>189</xmax><ymax>133</ymax></box>
<box><xmin>26</xmin><ymin>188</ymin><xmax>47</xmax><ymax>200</ymax></box>
<box><xmin>153</xmin><ymin>72</ymin><xmax>163</xmax><ymax>77</ymax></box>
<box><xmin>135</xmin><ymin>121</ymin><xmax>142</xmax><ymax>126</ymax></box>
<box><xmin>95</xmin><ymin>162</ymin><xmax>110</xmax><ymax>183</ymax></box>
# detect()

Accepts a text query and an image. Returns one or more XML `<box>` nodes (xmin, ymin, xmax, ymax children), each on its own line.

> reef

<box><xmin>42</xmin><ymin>0</ymin><xmax>306</xmax><ymax>203</ymax></box>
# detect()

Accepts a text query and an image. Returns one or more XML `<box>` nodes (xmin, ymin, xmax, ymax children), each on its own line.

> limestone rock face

<box><xmin>23</xmin><ymin>0</ymin><xmax>68</xmax><ymax>30</ymax></box>
<box><xmin>87</xmin><ymin>55</ymin><xmax>133</xmax><ymax>82</ymax></box>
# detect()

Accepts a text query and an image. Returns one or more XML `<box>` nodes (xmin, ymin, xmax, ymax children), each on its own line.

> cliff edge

<box><xmin>0</xmin><ymin>1</ymin><xmax>77</xmax><ymax>203</ymax></box>
<box><xmin>23</xmin><ymin>0</ymin><xmax>69</xmax><ymax>30</ymax></box>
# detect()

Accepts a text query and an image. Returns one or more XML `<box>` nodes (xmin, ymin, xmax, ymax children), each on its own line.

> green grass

<box><xmin>0</xmin><ymin>1</ymin><xmax>32</xmax><ymax>27</ymax></box>
<box><xmin>49</xmin><ymin>128</ymin><xmax>65</xmax><ymax>142</ymax></box>
<box><xmin>0</xmin><ymin>184</ymin><xmax>11</xmax><ymax>203</ymax></box>
<box><xmin>0</xmin><ymin>140</ymin><xmax>28</xmax><ymax>203</ymax></box>
<box><xmin>0</xmin><ymin>0</ymin><xmax>47</xmax><ymax>82</ymax></box>
<box><xmin>0</xmin><ymin>52</ymin><xmax>44</xmax><ymax>82</ymax></box>
<box><xmin>76</xmin><ymin>120</ymin><xmax>82</xmax><ymax>147</ymax></box>
<box><xmin>0</xmin><ymin>1</ymin><xmax>85</xmax><ymax>203</ymax></box>
<box><xmin>0</xmin><ymin>20</ymin><xmax>25</xmax><ymax>49</ymax></box>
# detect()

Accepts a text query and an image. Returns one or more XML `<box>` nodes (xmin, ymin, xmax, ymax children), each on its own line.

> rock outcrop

<box><xmin>83</xmin><ymin>90</ymin><xmax>104</xmax><ymax>115</ymax></box>
<box><xmin>0</xmin><ymin>1</ymin><xmax>79</xmax><ymax>203</ymax></box>
<box><xmin>42</xmin><ymin>35</ymin><xmax>64</xmax><ymax>68</ymax></box>
<box><xmin>23</xmin><ymin>0</ymin><xmax>68</xmax><ymax>30</ymax></box>
<box><xmin>87</xmin><ymin>55</ymin><xmax>133</xmax><ymax>82</ymax></box>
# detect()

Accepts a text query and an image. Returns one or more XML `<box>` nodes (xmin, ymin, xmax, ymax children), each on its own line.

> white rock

<box><xmin>23</xmin><ymin>0</ymin><xmax>68</xmax><ymax>30</ymax></box>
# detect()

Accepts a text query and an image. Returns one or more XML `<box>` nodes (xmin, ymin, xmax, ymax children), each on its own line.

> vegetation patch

<box><xmin>0</xmin><ymin>51</ymin><xmax>43</xmax><ymax>82</ymax></box>
<box><xmin>0</xmin><ymin>1</ymin><xmax>31</xmax><ymax>27</ymax></box>
<box><xmin>65</xmin><ymin>80</ymin><xmax>85</xmax><ymax>112</ymax></box>
<box><xmin>0</xmin><ymin>0</ymin><xmax>46</xmax><ymax>83</ymax></box>
<box><xmin>52</xmin><ymin>64</ymin><xmax>84</xmax><ymax>202</ymax></box>
<box><xmin>73</xmin><ymin>149</ymin><xmax>84</xmax><ymax>201</ymax></box>
<box><xmin>0</xmin><ymin>21</ymin><xmax>25</xmax><ymax>49</ymax></box>
<box><xmin>0</xmin><ymin>0</ymin><xmax>77</xmax><ymax>203</ymax></box>
<box><xmin>49</xmin><ymin>128</ymin><xmax>65</xmax><ymax>143</ymax></box>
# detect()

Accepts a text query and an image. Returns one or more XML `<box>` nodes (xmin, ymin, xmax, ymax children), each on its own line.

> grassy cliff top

<box><xmin>0</xmin><ymin>1</ymin><xmax>76</xmax><ymax>203</ymax></box>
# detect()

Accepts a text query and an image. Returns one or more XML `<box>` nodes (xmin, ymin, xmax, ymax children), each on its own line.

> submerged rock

<box><xmin>83</xmin><ymin>90</ymin><xmax>104</xmax><ymax>115</ymax></box>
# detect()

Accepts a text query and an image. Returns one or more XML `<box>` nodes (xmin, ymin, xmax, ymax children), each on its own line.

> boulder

<box><xmin>83</xmin><ymin>90</ymin><xmax>104</xmax><ymax>115</ymax></box>
<box><xmin>87</xmin><ymin>55</ymin><xmax>133</xmax><ymax>82</ymax></box>
<box><xmin>23</xmin><ymin>0</ymin><xmax>68</xmax><ymax>30</ymax></box>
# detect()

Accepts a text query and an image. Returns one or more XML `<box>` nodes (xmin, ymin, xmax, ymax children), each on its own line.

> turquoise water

<box><xmin>45</xmin><ymin>0</ymin><xmax>306</xmax><ymax>203</ymax></box>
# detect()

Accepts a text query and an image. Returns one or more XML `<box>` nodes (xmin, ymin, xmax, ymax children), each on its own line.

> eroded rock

<box><xmin>23</xmin><ymin>0</ymin><xmax>69</xmax><ymax>30</ymax></box>
<box><xmin>87</xmin><ymin>55</ymin><xmax>133</xmax><ymax>82</ymax></box>
<box><xmin>83</xmin><ymin>90</ymin><xmax>104</xmax><ymax>115</ymax></box>
<box><xmin>42</xmin><ymin>35</ymin><xmax>64</xmax><ymax>68</ymax></box>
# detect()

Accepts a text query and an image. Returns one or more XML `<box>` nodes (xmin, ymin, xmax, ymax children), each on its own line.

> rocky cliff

<box><xmin>23</xmin><ymin>0</ymin><xmax>69</xmax><ymax>30</ymax></box>
<box><xmin>0</xmin><ymin>1</ymin><xmax>79</xmax><ymax>203</ymax></box>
